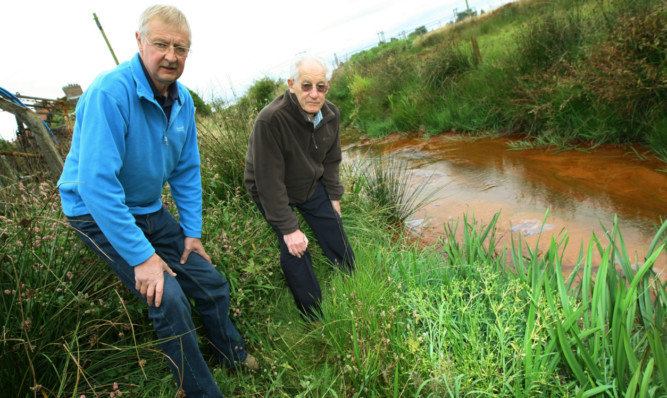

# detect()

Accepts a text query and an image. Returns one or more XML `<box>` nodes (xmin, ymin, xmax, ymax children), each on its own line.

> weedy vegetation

<box><xmin>1</xmin><ymin>103</ymin><xmax>666</xmax><ymax>396</ymax></box>
<box><xmin>2</xmin><ymin>0</ymin><xmax>666</xmax><ymax>395</ymax></box>
<box><xmin>328</xmin><ymin>0</ymin><xmax>667</xmax><ymax>161</ymax></box>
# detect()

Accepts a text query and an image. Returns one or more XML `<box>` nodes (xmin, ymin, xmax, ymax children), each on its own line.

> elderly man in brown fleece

<box><xmin>244</xmin><ymin>53</ymin><xmax>355</xmax><ymax>321</ymax></box>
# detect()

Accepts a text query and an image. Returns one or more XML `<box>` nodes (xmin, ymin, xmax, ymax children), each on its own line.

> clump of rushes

<box><xmin>0</xmin><ymin>181</ymin><xmax>172</xmax><ymax>397</ymax></box>
<box><xmin>344</xmin><ymin>155</ymin><xmax>436</xmax><ymax>225</ymax></box>
<box><xmin>197</xmin><ymin>100</ymin><xmax>259</xmax><ymax>193</ymax></box>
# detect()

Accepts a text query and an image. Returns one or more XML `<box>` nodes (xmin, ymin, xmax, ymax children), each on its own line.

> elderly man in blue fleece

<box><xmin>58</xmin><ymin>5</ymin><xmax>256</xmax><ymax>397</ymax></box>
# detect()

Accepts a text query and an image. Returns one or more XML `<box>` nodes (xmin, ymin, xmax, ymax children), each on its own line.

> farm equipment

<box><xmin>0</xmin><ymin>85</ymin><xmax>80</xmax><ymax>183</ymax></box>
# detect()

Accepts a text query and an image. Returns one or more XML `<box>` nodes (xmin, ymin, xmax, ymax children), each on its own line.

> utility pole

<box><xmin>93</xmin><ymin>13</ymin><xmax>119</xmax><ymax>66</ymax></box>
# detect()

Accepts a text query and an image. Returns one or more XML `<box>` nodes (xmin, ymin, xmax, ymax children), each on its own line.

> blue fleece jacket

<box><xmin>58</xmin><ymin>53</ymin><xmax>202</xmax><ymax>266</ymax></box>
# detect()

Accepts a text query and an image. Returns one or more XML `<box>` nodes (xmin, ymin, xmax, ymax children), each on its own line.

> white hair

<box><xmin>289</xmin><ymin>53</ymin><xmax>331</xmax><ymax>81</ymax></box>
<box><xmin>138</xmin><ymin>5</ymin><xmax>191</xmax><ymax>45</ymax></box>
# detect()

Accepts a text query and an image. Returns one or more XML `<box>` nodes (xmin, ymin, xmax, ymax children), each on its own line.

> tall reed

<box><xmin>344</xmin><ymin>156</ymin><xmax>435</xmax><ymax>225</ymax></box>
<box><xmin>0</xmin><ymin>182</ymin><xmax>169</xmax><ymax>397</ymax></box>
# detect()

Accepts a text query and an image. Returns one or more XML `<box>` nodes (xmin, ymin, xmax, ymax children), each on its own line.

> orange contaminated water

<box><xmin>344</xmin><ymin>133</ymin><xmax>667</xmax><ymax>284</ymax></box>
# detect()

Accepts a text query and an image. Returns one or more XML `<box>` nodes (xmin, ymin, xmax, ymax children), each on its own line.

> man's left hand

<box><xmin>331</xmin><ymin>200</ymin><xmax>342</xmax><ymax>217</ymax></box>
<box><xmin>180</xmin><ymin>237</ymin><xmax>213</xmax><ymax>265</ymax></box>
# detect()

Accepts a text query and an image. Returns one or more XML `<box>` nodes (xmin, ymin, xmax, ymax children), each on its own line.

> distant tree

<box><xmin>244</xmin><ymin>77</ymin><xmax>283</xmax><ymax>111</ymax></box>
<box><xmin>409</xmin><ymin>25</ymin><xmax>428</xmax><ymax>38</ymax></box>
<box><xmin>187</xmin><ymin>88</ymin><xmax>212</xmax><ymax>117</ymax></box>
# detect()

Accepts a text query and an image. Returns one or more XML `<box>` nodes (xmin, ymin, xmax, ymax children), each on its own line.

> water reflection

<box><xmin>343</xmin><ymin>133</ymin><xmax>667</xmax><ymax>282</ymax></box>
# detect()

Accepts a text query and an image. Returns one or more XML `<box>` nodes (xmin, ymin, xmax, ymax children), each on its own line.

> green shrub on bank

<box><xmin>328</xmin><ymin>0</ymin><xmax>667</xmax><ymax>156</ymax></box>
<box><xmin>188</xmin><ymin>88</ymin><xmax>212</xmax><ymax>117</ymax></box>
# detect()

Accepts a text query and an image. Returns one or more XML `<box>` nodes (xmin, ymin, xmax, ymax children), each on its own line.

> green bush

<box><xmin>243</xmin><ymin>77</ymin><xmax>283</xmax><ymax>111</ymax></box>
<box><xmin>188</xmin><ymin>88</ymin><xmax>212</xmax><ymax>117</ymax></box>
<box><xmin>422</xmin><ymin>44</ymin><xmax>474</xmax><ymax>89</ymax></box>
<box><xmin>328</xmin><ymin>64</ymin><xmax>355</xmax><ymax>126</ymax></box>
<box><xmin>389</xmin><ymin>91</ymin><xmax>422</xmax><ymax>131</ymax></box>
<box><xmin>514</xmin><ymin>9</ymin><xmax>585</xmax><ymax>74</ymax></box>
<box><xmin>580</xmin><ymin>4</ymin><xmax>667</xmax><ymax>139</ymax></box>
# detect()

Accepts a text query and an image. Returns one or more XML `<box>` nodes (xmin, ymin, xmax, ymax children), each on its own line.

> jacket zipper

<box><xmin>310</xmin><ymin>121</ymin><xmax>319</xmax><ymax>149</ymax></box>
<box><xmin>311</xmin><ymin>131</ymin><xmax>318</xmax><ymax>150</ymax></box>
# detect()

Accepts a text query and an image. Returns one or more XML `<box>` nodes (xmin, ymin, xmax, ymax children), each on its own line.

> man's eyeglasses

<box><xmin>301</xmin><ymin>83</ymin><xmax>329</xmax><ymax>94</ymax></box>
<box><xmin>147</xmin><ymin>40</ymin><xmax>190</xmax><ymax>58</ymax></box>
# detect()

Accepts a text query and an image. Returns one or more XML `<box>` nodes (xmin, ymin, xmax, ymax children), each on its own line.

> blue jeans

<box><xmin>68</xmin><ymin>206</ymin><xmax>246</xmax><ymax>398</ymax></box>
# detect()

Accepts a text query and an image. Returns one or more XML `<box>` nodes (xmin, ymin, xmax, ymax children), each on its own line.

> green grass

<box><xmin>2</xmin><ymin>82</ymin><xmax>666</xmax><ymax>396</ymax></box>
<box><xmin>2</xmin><ymin>163</ymin><xmax>665</xmax><ymax>396</ymax></box>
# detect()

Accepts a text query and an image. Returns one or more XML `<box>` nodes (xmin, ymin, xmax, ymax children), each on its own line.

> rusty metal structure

<box><xmin>0</xmin><ymin>84</ymin><xmax>80</xmax><ymax>184</ymax></box>
<box><xmin>0</xmin><ymin>13</ymin><xmax>115</xmax><ymax>186</ymax></box>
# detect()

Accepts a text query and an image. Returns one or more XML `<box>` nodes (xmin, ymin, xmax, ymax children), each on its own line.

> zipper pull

<box><xmin>311</xmin><ymin>133</ymin><xmax>318</xmax><ymax>149</ymax></box>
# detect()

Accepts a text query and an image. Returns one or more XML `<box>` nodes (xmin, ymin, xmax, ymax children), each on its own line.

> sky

<box><xmin>1</xmin><ymin>0</ymin><xmax>511</xmax><ymax>140</ymax></box>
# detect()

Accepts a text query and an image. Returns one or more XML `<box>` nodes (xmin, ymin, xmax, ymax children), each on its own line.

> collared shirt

<box><xmin>313</xmin><ymin>110</ymin><xmax>323</xmax><ymax>128</ymax></box>
<box><xmin>139</xmin><ymin>57</ymin><xmax>180</xmax><ymax>122</ymax></box>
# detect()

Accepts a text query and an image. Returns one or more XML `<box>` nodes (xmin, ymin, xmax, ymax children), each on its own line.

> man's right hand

<box><xmin>134</xmin><ymin>253</ymin><xmax>177</xmax><ymax>307</ymax></box>
<box><xmin>284</xmin><ymin>230</ymin><xmax>308</xmax><ymax>258</ymax></box>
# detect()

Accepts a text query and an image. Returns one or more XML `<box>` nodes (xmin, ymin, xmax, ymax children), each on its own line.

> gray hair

<box><xmin>138</xmin><ymin>5</ymin><xmax>191</xmax><ymax>45</ymax></box>
<box><xmin>289</xmin><ymin>53</ymin><xmax>331</xmax><ymax>82</ymax></box>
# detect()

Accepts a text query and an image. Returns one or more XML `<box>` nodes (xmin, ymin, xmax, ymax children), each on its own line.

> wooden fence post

<box><xmin>0</xmin><ymin>98</ymin><xmax>64</xmax><ymax>182</ymax></box>
<box><xmin>471</xmin><ymin>36</ymin><xmax>482</xmax><ymax>65</ymax></box>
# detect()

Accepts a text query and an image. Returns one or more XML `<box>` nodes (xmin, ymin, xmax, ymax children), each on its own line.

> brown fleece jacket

<box><xmin>244</xmin><ymin>90</ymin><xmax>344</xmax><ymax>234</ymax></box>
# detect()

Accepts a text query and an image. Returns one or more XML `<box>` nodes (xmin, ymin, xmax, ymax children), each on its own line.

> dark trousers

<box><xmin>68</xmin><ymin>206</ymin><xmax>246</xmax><ymax>397</ymax></box>
<box><xmin>257</xmin><ymin>183</ymin><xmax>355</xmax><ymax>320</ymax></box>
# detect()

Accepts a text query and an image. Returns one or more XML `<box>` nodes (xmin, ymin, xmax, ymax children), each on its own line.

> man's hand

<box><xmin>180</xmin><ymin>237</ymin><xmax>212</xmax><ymax>265</ymax></box>
<box><xmin>135</xmin><ymin>253</ymin><xmax>177</xmax><ymax>307</ymax></box>
<box><xmin>331</xmin><ymin>200</ymin><xmax>342</xmax><ymax>217</ymax></box>
<box><xmin>284</xmin><ymin>230</ymin><xmax>308</xmax><ymax>258</ymax></box>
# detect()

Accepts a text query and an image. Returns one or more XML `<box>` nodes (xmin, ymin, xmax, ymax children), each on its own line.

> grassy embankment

<box><xmin>328</xmin><ymin>0</ymin><xmax>667</xmax><ymax>161</ymax></box>
<box><xmin>1</xmin><ymin>94</ymin><xmax>666</xmax><ymax>396</ymax></box>
<box><xmin>2</xmin><ymin>0</ymin><xmax>666</xmax><ymax>395</ymax></box>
